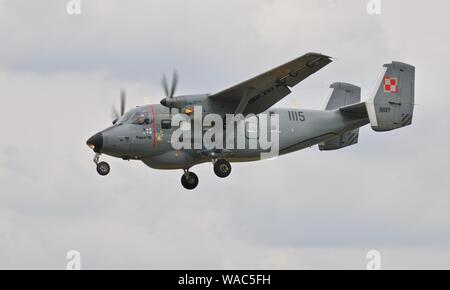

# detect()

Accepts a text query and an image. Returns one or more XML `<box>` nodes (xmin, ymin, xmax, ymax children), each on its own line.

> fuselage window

<box><xmin>161</xmin><ymin>120</ymin><xmax>172</xmax><ymax>130</ymax></box>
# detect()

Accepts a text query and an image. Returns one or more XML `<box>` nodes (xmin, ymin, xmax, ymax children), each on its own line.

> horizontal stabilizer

<box><xmin>319</xmin><ymin>129</ymin><xmax>359</xmax><ymax>151</ymax></box>
<box><xmin>339</xmin><ymin>102</ymin><xmax>369</xmax><ymax>118</ymax></box>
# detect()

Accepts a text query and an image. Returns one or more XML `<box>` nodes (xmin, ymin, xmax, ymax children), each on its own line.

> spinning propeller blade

<box><xmin>120</xmin><ymin>89</ymin><xmax>126</xmax><ymax>116</ymax></box>
<box><xmin>112</xmin><ymin>89</ymin><xmax>127</xmax><ymax>124</ymax></box>
<box><xmin>169</xmin><ymin>71</ymin><xmax>178</xmax><ymax>99</ymax></box>
<box><xmin>160</xmin><ymin>71</ymin><xmax>179</xmax><ymax>113</ymax></box>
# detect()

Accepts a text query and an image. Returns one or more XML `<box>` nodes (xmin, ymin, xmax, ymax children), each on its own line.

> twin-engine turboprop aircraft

<box><xmin>87</xmin><ymin>53</ymin><xmax>415</xmax><ymax>189</ymax></box>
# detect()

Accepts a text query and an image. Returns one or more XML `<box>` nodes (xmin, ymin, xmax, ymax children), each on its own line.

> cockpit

<box><xmin>117</xmin><ymin>108</ymin><xmax>152</xmax><ymax>125</ymax></box>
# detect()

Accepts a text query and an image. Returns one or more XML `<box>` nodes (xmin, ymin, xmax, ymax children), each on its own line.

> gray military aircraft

<box><xmin>87</xmin><ymin>53</ymin><xmax>415</xmax><ymax>190</ymax></box>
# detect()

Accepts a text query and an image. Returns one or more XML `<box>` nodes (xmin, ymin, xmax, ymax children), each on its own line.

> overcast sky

<box><xmin>1</xmin><ymin>0</ymin><xmax>450</xmax><ymax>269</ymax></box>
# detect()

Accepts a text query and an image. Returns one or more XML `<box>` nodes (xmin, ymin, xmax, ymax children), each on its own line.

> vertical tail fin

<box><xmin>319</xmin><ymin>82</ymin><xmax>361</xmax><ymax>151</ymax></box>
<box><xmin>366</xmin><ymin>62</ymin><xmax>415</xmax><ymax>132</ymax></box>
<box><xmin>322</xmin><ymin>82</ymin><xmax>361</xmax><ymax>110</ymax></box>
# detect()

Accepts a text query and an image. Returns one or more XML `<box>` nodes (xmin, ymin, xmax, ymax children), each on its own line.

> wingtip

<box><xmin>307</xmin><ymin>52</ymin><xmax>333</xmax><ymax>60</ymax></box>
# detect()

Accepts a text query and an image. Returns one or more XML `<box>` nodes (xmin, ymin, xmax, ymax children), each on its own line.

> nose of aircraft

<box><xmin>86</xmin><ymin>133</ymin><xmax>103</xmax><ymax>153</ymax></box>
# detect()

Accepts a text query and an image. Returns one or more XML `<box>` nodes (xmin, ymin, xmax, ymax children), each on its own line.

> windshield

<box><xmin>117</xmin><ymin>108</ymin><xmax>152</xmax><ymax>125</ymax></box>
<box><xmin>117</xmin><ymin>111</ymin><xmax>134</xmax><ymax>124</ymax></box>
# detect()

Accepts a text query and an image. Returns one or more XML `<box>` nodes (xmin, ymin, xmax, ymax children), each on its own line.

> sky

<box><xmin>0</xmin><ymin>0</ymin><xmax>450</xmax><ymax>269</ymax></box>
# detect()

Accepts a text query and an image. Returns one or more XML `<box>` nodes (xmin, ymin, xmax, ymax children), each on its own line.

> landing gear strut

<box><xmin>181</xmin><ymin>169</ymin><xmax>199</xmax><ymax>190</ymax></box>
<box><xmin>213</xmin><ymin>159</ymin><xmax>232</xmax><ymax>178</ymax></box>
<box><xmin>94</xmin><ymin>153</ymin><xmax>110</xmax><ymax>176</ymax></box>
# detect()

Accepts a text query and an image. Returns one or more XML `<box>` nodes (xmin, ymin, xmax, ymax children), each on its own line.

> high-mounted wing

<box><xmin>209</xmin><ymin>52</ymin><xmax>332</xmax><ymax>115</ymax></box>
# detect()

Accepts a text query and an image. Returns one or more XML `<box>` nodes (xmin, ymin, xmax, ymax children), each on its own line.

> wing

<box><xmin>209</xmin><ymin>52</ymin><xmax>332</xmax><ymax>115</ymax></box>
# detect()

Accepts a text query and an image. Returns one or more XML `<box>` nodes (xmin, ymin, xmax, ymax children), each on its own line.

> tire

<box><xmin>96</xmin><ymin>162</ymin><xmax>110</xmax><ymax>176</ymax></box>
<box><xmin>181</xmin><ymin>172</ymin><xmax>199</xmax><ymax>190</ymax></box>
<box><xmin>214</xmin><ymin>159</ymin><xmax>231</xmax><ymax>178</ymax></box>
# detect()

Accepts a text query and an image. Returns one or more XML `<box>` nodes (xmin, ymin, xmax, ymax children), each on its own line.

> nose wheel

<box><xmin>181</xmin><ymin>169</ymin><xmax>199</xmax><ymax>190</ymax></box>
<box><xmin>213</xmin><ymin>159</ymin><xmax>232</xmax><ymax>178</ymax></box>
<box><xmin>93</xmin><ymin>153</ymin><xmax>110</xmax><ymax>176</ymax></box>
<box><xmin>97</xmin><ymin>162</ymin><xmax>110</xmax><ymax>176</ymax></box>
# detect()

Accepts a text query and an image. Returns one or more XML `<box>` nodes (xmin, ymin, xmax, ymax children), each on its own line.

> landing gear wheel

<box><xmin>181</xmin><ymin>172</ymin><xmax>199</xmax><ymax>190</ymax></box>
<box><xmin>214</xmin><ymin>159</ymin><xmax>232</xmax><ymax>178</ymax></box>
<box><xmin>96</xmin><ymin>162</ymin><xmax>110</xmax><ymax>176</ymax></box>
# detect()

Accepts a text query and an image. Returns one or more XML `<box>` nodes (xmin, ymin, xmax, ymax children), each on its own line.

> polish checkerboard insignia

<box><xmin>384</xmin><ymin>77</ymin><xmax>398</xmax><ymax>93</ymax></box>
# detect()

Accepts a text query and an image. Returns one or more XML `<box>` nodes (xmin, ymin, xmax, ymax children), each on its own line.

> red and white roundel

<box><xmin>384</xmin><ymin>77</ymin><xmax>398</xmax><ymax>93</ymax></box>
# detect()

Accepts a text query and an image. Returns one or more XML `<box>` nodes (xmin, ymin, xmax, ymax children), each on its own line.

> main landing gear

<box><xmin>94</xmin><ymin>153</ymin><xmax>110</xmax><ymax>176</ymax></box>
<box><xmin>180</xmin><ymin>160</ymin><xmax>231</xmax><ymax>190</ymax></box>
<box><xmin>213</xmin><ymin>159</ymin><xmax>232</xmax><ymax>178</ymax></box>
<box><xmin>181</xmin><ymin>169</ymin><xmax>199</xmax><ymax>190</ymax></box>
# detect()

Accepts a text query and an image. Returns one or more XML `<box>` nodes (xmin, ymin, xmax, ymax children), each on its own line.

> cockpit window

<box><xmin>131</xmin><ymin>110</ymin><xmax>151</xmax><ymax>125</ymax></box>
<box><xmin>117</xmin><ymin>108</ymin><xmax>152</xmax><ymax>125</ymax></box>
<box><xmin>117</xmin><ymin>111</ymin><xmax>134</xmax><ymax>124</ymax></box>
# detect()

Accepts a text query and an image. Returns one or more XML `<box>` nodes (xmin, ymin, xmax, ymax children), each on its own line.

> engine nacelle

<box><xmin>160</xmin><ymin>94</ymin><xmax>208</xmax><ymax>111</ymax></box>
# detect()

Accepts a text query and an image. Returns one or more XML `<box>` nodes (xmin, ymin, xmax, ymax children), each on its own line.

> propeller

<box><xmin>160</xmin><ymin>71</ymin><xmax>178</xmax><ymax>112</ymax></box>
<box><xmin>112</xmin><ymin>89</ymin><xmax>126</xmax><ymax>124</ymax></box>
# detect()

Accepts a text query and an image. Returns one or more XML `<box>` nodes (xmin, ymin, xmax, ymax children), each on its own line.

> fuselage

<box><xmin>90</xmin><ymin>104</ymin><xmax>368</xmax><ymax>170</ymax></box>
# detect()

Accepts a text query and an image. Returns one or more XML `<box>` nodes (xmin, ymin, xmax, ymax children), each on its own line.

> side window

<box><xmin>161</xmin><ymin>120</ymin><xmax>172</xmax><ymax>130</ymax></box>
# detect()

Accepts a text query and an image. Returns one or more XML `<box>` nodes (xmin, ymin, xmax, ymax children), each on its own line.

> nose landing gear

<box><xmin>94</xmin><ymin>153</ymin><xmax>110</xmax><ymax>176</ymax></box>
<box><xmin>181</xmin><ymin>169</ymin><xmax>199</xmax><ymax>190</ymax></box>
